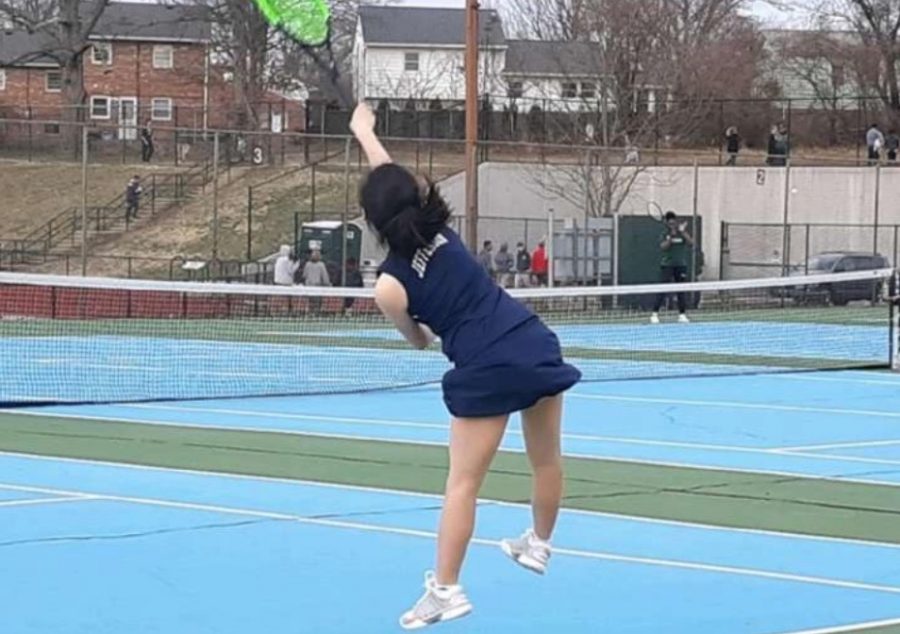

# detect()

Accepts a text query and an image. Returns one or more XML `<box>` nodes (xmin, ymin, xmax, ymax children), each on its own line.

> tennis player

<box><xmin>350</xmin><ymin>102</ymin><xmax>581</xmax><ymax>629</ymax></box>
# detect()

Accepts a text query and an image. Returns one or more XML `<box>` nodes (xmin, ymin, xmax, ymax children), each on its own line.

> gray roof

<box><xmin>358</xmin><ymin>5</ymin><xmax>505</xmax><ymax>47</ymax></box>
<box><xmin>505</xmin><ymin>40</ymin><xmax>603</xmax><ymax>77</ymax></box>
<box><xmin>91</xmin><ymin>2</ymin><xmax>211</xmax><ymax>42</ymax></box>
<box><xmin>1</xmin><ymin>2</ymin><xmax>210</xmax><ymax>66</ymax></box>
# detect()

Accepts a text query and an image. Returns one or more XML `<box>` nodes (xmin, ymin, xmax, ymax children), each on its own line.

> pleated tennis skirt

<box><xmin>441</xmin><ymin>317</ymin><xmax>581</xmax><ymax>418</ymax></box>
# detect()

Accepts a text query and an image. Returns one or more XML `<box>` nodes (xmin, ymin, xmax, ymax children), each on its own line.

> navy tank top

<box><xmin>378</xmin><ymin>228</ymin><xmax>535</xmax><ymax>367</ymax></box>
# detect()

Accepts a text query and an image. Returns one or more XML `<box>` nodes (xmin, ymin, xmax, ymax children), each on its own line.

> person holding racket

<box><xmin>350</xmin><ymin>102</ymin><xmax>581</xmax><ymax>629</ymax></box>
<box><xmin>650</xmin><ymin>210</ymin><xmax>695</xmax><ymax>324</ymax></box>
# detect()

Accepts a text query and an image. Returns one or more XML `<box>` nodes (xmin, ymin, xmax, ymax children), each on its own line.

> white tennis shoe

<box><xmin>678</xmin><ymin>313</ymin><xmax>690</xmax><ymax>323</ymax></box>
<box><xmin>500</xmin><ymin>528</ymin><xmax>552</xmax><ymax>575</ymax></box>
<box><xmin>650</xmin><ymin>312</ymin><xmax>660</xmax><ymax>324</ymax></box>
<box><xmin>399</xmin><ymin>571</ymin><xmax>472</xmax><ymax>630</ymax></box>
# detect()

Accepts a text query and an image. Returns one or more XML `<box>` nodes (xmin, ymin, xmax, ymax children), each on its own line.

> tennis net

<box><xmin>0</xmin><ymin>268</ymin><xmax>896</xmax><ymax>406</ymax></box>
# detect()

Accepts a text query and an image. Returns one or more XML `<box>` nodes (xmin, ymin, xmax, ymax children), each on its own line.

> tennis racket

<box><xmin>252</xmin><ymin>0</ymin><xmax>352</xmax><ymax>107</ymax></box>
<box><xmin>649</xmin><ymin>202</ymin><xmax>689</xmax><ymax>233</ymax></box>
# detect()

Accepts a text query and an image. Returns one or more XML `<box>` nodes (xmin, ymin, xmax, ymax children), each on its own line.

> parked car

<box><xmin>779</xmin><ymin>251</ymin><xmax>890</xmax><ymax>305</ymax></box>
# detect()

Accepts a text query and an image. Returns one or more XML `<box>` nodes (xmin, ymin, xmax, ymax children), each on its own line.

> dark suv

<box><xmin>785</xmin><ymin>251</ymin><xmax>890</xmax><ymax>305</ymax></box>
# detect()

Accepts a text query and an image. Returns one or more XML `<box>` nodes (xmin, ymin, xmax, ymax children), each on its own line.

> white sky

<box><xmin>393</xmin><ymin>0</ymin><xmax>809</xmax><ymax>27</ymax></box>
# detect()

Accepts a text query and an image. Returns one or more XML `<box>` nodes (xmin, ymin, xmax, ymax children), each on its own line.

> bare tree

<box><xmin>207</xmin><ymin>0</ymin><xmax>270</xmax><ymax>130</ymax></box>
<box><xmin>812</xmin><ymin>0</ymin><xmax>900</xmax><ymax>110</ymax></box>
<box><xmin>0</xmin><ymin>0</ymin><xmax>111</xmax><ymax>131</ymax></box>
<box><xmin>770</xmin><ymin>29</ymin><xmax>866</xmax><ymax>143</ymax></box>
<box><xmin>511</xmin><ymin>0</ymin><xmax>767</xmax><ymax>216</ymax></box>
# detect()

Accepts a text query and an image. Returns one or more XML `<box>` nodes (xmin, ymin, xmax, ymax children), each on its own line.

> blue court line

<box><xmin>1</xmin><ymin>453</ymin><xmax>900</xmax><ymax>634</ymax></box>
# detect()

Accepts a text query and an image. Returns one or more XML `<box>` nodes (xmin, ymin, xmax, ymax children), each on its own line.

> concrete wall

<box><xmin>439</xmin><ymin>162</ymin><xmax>900</xmax><ymax>279</ymax></box>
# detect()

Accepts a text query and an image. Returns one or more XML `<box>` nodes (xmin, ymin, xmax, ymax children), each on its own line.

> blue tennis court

<box><xmin>2</xmin><ymin>448</ymin><xmax>900</xmax><ymax>634</ymax></box>
<box><xmin>3</xmin><ymin>368</ymin><xmax>900</xmax><ymax>633</ymax></box>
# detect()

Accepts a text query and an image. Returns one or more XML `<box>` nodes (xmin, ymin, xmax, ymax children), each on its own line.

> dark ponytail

<box><xmin>360</xmin><ymin>164</ymin><xmax>450</xmax><ymax>259</ymax></box>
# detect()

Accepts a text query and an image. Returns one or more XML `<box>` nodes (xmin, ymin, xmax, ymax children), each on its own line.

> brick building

<box><xmin>0</xmin><ymin>2</ymin><xmax>304</xmax><ymax>138</ymax></box>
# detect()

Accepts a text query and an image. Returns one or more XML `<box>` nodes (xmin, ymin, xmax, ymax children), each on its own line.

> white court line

<box><xmin>572</xmin><ymin>393</ymin><xmax>900</xmax><ymax>419</ymax></box>
<box><xmin>770</xmin><ymin>451</ymin><xmax>900</xmax><ymax>467</ymax></box>
<box><xmin>776</xmin><ymin>440</ymin><xmax>900</xmax><ymax>453</ymax></box>
<box><xmin>7</xmin><ymin>408</ymin><xmax>900</xmax><ymax>489</ymax></box>
<box><xmin>0</xmin><ymin>496</ymin><xmax>96</xmax><ymax>508</ymax></box>
<box><xmin>1</xmin><ymin>481</ymin><xmax>898</xmax><ymax>597</ymax></box>
<box><xmin>776</xmin><ymin>616</ymin><xmax>900</xmax><ymax>634</ymax></box>
<box><xmin>3</xmin><ymin>448</ymin><xmax>900</xmax><ymax>551</ymax></box>
<box><xmin>780</xmin><ymin>375</ymin><xmax>900</xmax><ymax>387</ymax></box>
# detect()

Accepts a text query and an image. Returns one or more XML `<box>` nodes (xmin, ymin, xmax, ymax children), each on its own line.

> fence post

<box><xmin>311</xmin><ymin>163</ymin><xmax>317</xmax><ymax>221</ymax></box>
<box><xmin>212</xmin><ymin>132</ymin><xmax>220</xmax><ymax>260</ymax></box>
<box><xmin>80</xmin><ymin>125</ymin><xmax>89</xmax><ymax>277</ymax></box>
<box><xmin>894</xmin><ymin>225</ymin><xmax>899</xmax><ymax>271</ymax></box>
<box><xmin>781</xmin><ymin>159</ymin><xmax>792</xmax><ymax>276</ymax></box>
<box><xmin>341</xmin><ymin>137</ymin><xmax>352</xmax><ymax>286</ymax></box>
<box><xmin>247</xmin><ymin>186</ymin><xmax>253</xmax><ymax>261</ymax></box>
<box><xmin>804</xmin><ymin>225</ymin><xmax>811</xmax><ymax>274</ymax></box>
<box><xmin>874</xmin><ymin>164</ymin><xmax>882</xmax><ymax>256</ymax></box>
<box><xmin>719</xmin><ymin>221</ymin><xmax>727</xmax><ymax>280</ymax></box>
<box><xmin>691</xmin><ymin>158</ymin><xmax>699</xmax><ymax>281</ymax></box>
<box><xmin>547</xmin><ymin>206</ymin><xmax>555</xmax><ymax>288</ymax></box>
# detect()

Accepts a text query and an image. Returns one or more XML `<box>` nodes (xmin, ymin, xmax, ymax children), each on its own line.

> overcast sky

<box><xmin>392</xmin><ymin>0</ymin><xmax>809</xmax><ymax>26</ymax></box>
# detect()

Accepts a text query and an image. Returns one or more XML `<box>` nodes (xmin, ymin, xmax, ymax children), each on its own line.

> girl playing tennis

<box><xmin>350</xmin><ymin>103</ymin><xmax>581</xmax><ymax>629</ymax></box>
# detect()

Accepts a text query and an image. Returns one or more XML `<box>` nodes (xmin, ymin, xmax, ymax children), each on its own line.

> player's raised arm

<box><xmin>350</xmin><ymin>102</ymin><xmax>392</xmax><ymax>168</ymax></box>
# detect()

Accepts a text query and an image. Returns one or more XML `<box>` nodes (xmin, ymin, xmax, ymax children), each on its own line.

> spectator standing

<box><xmin>125</xmin><ymin>175</ymin><xmax>142</xmax><ymax>220</ymax></box>
<box><xmin>531</xmin><ymin>240</ymin><xmax>548</xmax><ymax>286</ymax></box>
<box><xmin>885</xmin><ymin>129</ymin><xmax>899</xmax><ymax>163</ymax></box>
<box><xmin>514</xmin><ymin>242</ymin><xmax>531</xmax><ymax>288</ymax></box>
<box><xmin>303</xmin><ymin>248</ymin><xmax>332</xmax><ymax>314</ymax></box>
<box><xmin>273</xmin><ymin>245</ymin><xmax>300</xmax><ymax>286</ymax></box>
<box><xmin>494</xmin><ymin>243</ymin><xmax>513</xmax><ymax>287</ymax></box>
<box><xmin>478</xmin><ymin>240</ymin><xmax>495</xmax><ymax>278</ymax></box>
<box><xmin>867</xmin><ymin>123</ymin><xmax>885</xmax><ymax>165</ymax></box>
<box><xmin>766</xmin><ymin>123</ymin><xmax>789</xmax><ymax>167</ymax></box>
<box><xmin>140</xmin><ymin>120</ymin><xmax>154</xmax><ymax>163</ymax></box>
<box><xmin>725</xmin><ymin>126</ymin><xmax>740</xmax><ymax>166</ymax></box>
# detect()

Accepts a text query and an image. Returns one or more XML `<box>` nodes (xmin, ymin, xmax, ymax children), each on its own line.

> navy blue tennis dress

<box><xmin>379</xmin><ymin>228</ymin><xmax>581</xmax><ymax>418</ymax></box>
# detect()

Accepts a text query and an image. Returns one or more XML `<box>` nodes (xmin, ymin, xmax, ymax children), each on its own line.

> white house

<box><xmin>352</xmin><ymin>6</ymin><xmax>671</xmax><ymax>113</ymax></box>
<box><xmin>353</xmin><ymin>5</ymin><xmax>507</xmax><ymax>107</ymax></box>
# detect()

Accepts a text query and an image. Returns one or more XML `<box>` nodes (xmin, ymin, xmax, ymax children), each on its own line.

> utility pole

<box><xmin>464</xmin><ymin>0</ymin><xmax>479</xmax><ymax>252</ymax></box>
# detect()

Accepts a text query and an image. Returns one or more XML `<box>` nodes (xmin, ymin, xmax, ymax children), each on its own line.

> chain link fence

<box><xmin>721</xmin><ymin>222</ymin><xmax>900</xmax><ymax>279</ymax></box>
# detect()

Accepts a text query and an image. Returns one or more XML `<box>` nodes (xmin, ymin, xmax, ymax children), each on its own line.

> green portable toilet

<box><xmin>298</xmin><ymin>220</ymin><xmax>363</xmax><ymax>268</ymax></box>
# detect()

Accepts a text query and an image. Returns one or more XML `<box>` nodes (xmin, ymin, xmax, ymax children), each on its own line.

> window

<box><xmin>45</xmin><ymin>70</ymin><xmax>62</xmax><ymax>92</ymax></box>
<box><xmin>92</xmin><ymin>42</ymin><xmax>112</xmax><ymax>65</ymax></box>
<box><xmin>152</xmin><ymin>45</ymin><xmax>174</xmax><ymax>69</ymax></box>
<box><xmin>404</xmin><ymin>52</ymin><xmax>419</xmax><ymax>72</ymax></box>
<box><xmin>44</xmin><ymin>123</ymin><xmax>60</xmax><ymax>134</ymax></box>
<box><xmin>507</xmin><ymin>81</ymin><xmax>523</xmax><ymax>99</ymax></box>
<box><xmin>561</xmin><ymin>82</ymin><xmax>577</xmax><ymax>99</ymax></box>
<box><xmin>151</xmin><ymin>97</ymin><xmax>172</xmax><ymax>121</ymax></box>
<box><xmin>0</xmin><ymin>69</ymin><xmax>5</xmax><ymax>91</ymax></box>
<box><xmin>580</xmin><ymin>82</ymin><xmax>596</xmax><ymax>100</ymax></box>
<box><xmin>90</xmin><ymin>96</ymin><xmax>111</xmax><ymax>119</ymax></box>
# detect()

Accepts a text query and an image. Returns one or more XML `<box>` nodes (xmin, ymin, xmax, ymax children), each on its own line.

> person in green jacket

<box><xmin>651</xmin><ymin>211</ymin><xmax>694</xmax><ymax>324</ymax></box>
